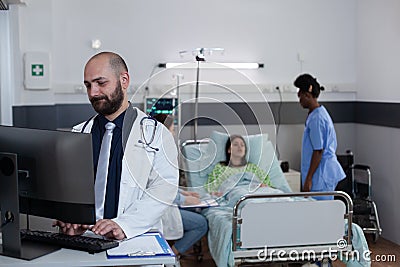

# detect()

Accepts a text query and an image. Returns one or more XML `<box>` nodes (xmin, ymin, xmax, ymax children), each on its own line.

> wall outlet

<box><xmin>297</xmin><ymin>52</ymin><xmax>305</xmax><ymax>62</ymax></box>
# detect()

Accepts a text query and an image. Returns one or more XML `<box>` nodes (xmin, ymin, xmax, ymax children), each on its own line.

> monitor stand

<box><xmin>0</xmin><ymin>152</ymin><xmax>60</xmax><ymax>260</ymax></box>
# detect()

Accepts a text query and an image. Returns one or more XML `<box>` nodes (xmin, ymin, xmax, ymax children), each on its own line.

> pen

<box><xmin>128</xmin><ymin>251</ymin><xmax>156</xmax><ymax>256</ymax></box>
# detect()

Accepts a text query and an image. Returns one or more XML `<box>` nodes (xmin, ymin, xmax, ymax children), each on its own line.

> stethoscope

<box><xmin>138</xmin><ymin>116</ymin><xmax>159</xmax><ymax>151</ymax></box>
<box><xmin>80</xmin><ymin>115</ymin><xmax>159</xmax><ymax>152</ymax></box>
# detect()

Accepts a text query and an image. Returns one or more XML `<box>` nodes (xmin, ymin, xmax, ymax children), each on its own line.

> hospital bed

<box><xmin>181</xmin><ymin>131</ymin><xmax>370</xmax><ymax>267</ymax></box>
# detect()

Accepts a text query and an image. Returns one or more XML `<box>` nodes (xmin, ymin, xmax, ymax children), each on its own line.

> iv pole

<box><xmin>193</xmin><ymin>49</ymin><xmax>205</xmax><ymax>142</ymax></box>
<box><xmin>168</xmin><ymin>47</ymin><xmax>223</xmax><ymax>142</ymax></box>
<box><xmin>174</xmin><ymin>73</ymin><xmax>183</xmax><ymax>146</ymax></box>
<box><xmin>191</xmin><ymin>47</ymin><xmax>224</xmax><ymax>142</ymax></box>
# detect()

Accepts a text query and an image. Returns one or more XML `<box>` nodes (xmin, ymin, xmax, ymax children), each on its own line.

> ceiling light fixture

<box><xmin>158</xmin><ymin>62</ymin><xmax>264</xmax><ymax>69</ymax></box>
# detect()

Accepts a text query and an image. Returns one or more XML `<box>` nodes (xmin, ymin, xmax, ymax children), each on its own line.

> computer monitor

<box><xmin>0</xmin><ymin>125</ymin><xmax>95</xmax><ymax>259</ymax></box>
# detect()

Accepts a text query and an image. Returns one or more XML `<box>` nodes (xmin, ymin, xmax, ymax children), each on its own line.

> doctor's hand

<box><xmin>53</xmin><ymin>220</ymin><xmax>89</xmax><ymax>236</ymax></box>
<box><xmin>91</xmin><ymin>219</ymin><xmax>126</xmax><ymax>240</ymax></box>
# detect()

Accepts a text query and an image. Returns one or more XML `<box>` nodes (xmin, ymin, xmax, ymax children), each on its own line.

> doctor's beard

<box><xmin>90</xmin><ymin>81</ymin><xmax>124</xmax><ymax>116</ymax></box>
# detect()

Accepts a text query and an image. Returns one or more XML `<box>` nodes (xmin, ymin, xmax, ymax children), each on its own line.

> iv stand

<box><xmin>174</xmin><ymin>73</ymin><xmax>183</xmax><ymax>146</ymax></box>
<box><xmin>193</xmin><ymin>49</ymin><xmax>205</xmax><ymax>142</ymax></box>
<box><xmin>178</xmin><ymin>47</ymin><xmax>224</xmax><ymax>142</ymax></box>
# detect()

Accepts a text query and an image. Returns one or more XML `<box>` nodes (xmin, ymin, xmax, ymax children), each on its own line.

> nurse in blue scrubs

<box><xmin>294</xmin><ymin>73</ymin><xmax>345</xmax><ymax>200</ymax></box>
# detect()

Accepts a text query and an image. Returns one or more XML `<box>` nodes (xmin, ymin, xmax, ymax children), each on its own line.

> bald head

<box><xmin>84</xmin><ymin>51</ymin><xmax>130</xmax><ymax>120</ymax></box>
<box><xmin>86</xmin><ymin>52</ymin><xmax>128</xmax><ymax>79</ymax></box>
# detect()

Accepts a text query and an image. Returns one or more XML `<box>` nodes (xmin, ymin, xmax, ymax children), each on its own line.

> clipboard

<box><xmin>107</xmin><ymin>231</ymin><xmax>175</xmax><ymax>259</ymax></box>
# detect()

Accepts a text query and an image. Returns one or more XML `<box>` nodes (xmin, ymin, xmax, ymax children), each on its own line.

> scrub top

<box><xmin>301</xmin><ymin>105</ymin><xmax>345</xmax><ymax>199</ymax></box>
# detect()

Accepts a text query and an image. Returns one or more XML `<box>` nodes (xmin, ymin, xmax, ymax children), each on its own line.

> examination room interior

<box><xmin>1</xmin><ymin>0</ymin><xmax>400</xmax><ymax>257</ymax></box>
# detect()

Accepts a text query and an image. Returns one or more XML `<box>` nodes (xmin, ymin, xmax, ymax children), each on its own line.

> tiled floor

<box><xmin>180</xmin><ymin>235</ymin><xmax>400</xmax><ymax>267</ymax></box>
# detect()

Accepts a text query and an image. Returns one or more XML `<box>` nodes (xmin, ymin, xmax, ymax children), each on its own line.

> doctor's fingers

<box><xmin>64</xmin><ymin>226</ymin><xmax>78</xmax><ymax>235</ymax></box>
<box><xmin>63</xmin><ymin>223</ymin><xmax>82</xmax><ymax>230</ymax></box>
<box><xmin>104</xmin><ymin>227</ymin><xmax>126</xmax><ymax>240</ymax></box>
<box><xmin>92</xmin><ymin>219</ymin><xmax>125</xmax><ymax>239</ymax></box>
<box><xmin>52</xmin><ymin>220</ymin><xmax>65</xmax><ymax>228</ymax></box>
<box><xmin>81</xmin><ymin>224</ymin><xmax>91</xmax><ymax>230</ymax></box>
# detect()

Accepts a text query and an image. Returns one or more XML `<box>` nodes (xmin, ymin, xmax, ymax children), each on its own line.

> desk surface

<box><xmin>0</xmin><ymin>247</ymin><xmax>175</xmax><ymax>267</ymax></box>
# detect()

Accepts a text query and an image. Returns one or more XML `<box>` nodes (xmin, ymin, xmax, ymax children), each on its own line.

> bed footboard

<box><xmin>232</xmin><ymin>191</ymin><xmax>353</xmax><ymax>266</ymax></box>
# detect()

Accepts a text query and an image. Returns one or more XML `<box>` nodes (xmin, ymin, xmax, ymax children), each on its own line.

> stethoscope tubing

<box><xmin>81</xmin><ymin>115</ymin><xmax>159</xmax><ymax>151</ymax></box>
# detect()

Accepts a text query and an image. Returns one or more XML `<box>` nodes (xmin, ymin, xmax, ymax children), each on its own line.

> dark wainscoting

<box><xmin>11</xmin><ymin>101</ymin><xmax>399</xmax><ymax>130</ymax></box>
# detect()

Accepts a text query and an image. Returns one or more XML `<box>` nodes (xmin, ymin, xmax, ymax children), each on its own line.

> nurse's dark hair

<box><xmin>221</xmin><ymin>135</ymin><xmax>247</xmax><ymax>166</ymax></box>
<box><xmin>89</xmin><ymin>51</ymin><xmax>128</xmax><ymax>77</ymax></box>
<box><xmin>294</xmin><ymin>73</ymin><xmax>325</xmax><ymax>98</ymax></box>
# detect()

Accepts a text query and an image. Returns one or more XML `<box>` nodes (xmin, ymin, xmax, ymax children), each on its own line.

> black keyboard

<box><xmin>21</xmin><ymin>229</ymin><xmax>119</xmax><ymax>254</ymax></box>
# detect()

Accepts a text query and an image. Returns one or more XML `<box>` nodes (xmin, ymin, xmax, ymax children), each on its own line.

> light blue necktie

<box><xmin>95</xmin><ymin>122</ymin><xmax>116</xmax><ymax>219</ymax></box>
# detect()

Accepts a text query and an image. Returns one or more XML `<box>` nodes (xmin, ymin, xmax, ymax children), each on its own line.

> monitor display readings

<box><xmin>145</xmin><ymin>97</ymin><xmax>177</xmax><ymax>116</ymax></box>
<box><xmin>0</xmin><ymin>125</ymin><xmax>95</xmax><ymax>225</ymax></box>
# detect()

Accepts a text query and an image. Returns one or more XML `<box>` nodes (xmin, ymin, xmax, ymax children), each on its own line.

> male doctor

<box><xmin>54</xmin><ymin>51</ymin><xmax>178</xmax><ymax>240</ymax></box>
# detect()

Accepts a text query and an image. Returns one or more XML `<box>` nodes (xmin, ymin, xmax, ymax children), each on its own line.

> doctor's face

<box><xmin>84</xmin><ymin>56</ymin><xmax>125</xmax><ymax>116</ymax></box>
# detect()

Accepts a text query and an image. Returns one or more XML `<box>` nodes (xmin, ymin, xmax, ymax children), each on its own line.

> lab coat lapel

<box><xmin>122</xmin><ymin>103</ymin><xmax>137</xmax><ymax>150</ymax></box>
<box><xmin>123</xmin><ymin>108</ymin><xmax>152</xmax><ymax>191</ymax></box>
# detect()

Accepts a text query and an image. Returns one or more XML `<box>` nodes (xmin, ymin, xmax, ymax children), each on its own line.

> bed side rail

<box><xmin>181</xmin><ymin>139</ymin><xmax>210</xmax><ymax>148</ymax></box>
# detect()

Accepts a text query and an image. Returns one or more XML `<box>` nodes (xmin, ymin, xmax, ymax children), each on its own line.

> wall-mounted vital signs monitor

<box><xmin>145</xmin><ymin>97</ymin><xmax>178</xmax><ymax>116</ymax></box>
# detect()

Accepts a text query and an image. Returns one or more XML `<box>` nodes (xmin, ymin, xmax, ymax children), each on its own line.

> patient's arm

<box><xmin>247</xmin><ymin>163</ymin><xmax>272</xmax><ymax>187</ymax></box>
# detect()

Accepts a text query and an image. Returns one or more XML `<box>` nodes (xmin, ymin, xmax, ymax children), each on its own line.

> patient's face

<box><xmin>229</xmin><ymin>138</ymin><xmax>246</xmax><ymax>159</ymax></box>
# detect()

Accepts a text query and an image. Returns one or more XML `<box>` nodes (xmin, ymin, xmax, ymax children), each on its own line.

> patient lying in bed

<box><xmin>204</xmin><ymin>134</ymin><xmax>287</xmax><ymax>206</ymax></box>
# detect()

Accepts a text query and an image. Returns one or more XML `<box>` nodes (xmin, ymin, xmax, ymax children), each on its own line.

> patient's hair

<box><xmin>221</xmin><ymin>135</ymin><xmax>247</xmax><ymax>167</ymax></box>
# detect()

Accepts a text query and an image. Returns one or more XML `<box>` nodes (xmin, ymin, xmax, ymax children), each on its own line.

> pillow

<box><xmin>208</xmin><ymin>131</ymin><xmax>268</xmax><ymax>165</ymax></box>
<box><xmin>259</xmin><ymin>140</ymin><xmax>292</xmax><ymax>193</ymax></box>
<box><xmin>182</xmin><ymin>131</ymin><xmax>292</xmax><ymax>192</ymax></box>
<box><xmin>182</xmin><ymin>141</ymin><xmax>215</xmax><ymax>188</ymax></box>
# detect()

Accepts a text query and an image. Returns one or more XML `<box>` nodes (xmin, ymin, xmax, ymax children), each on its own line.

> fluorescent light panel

<box><xmin>158</xmin><ymin>62</ymin><xmax>264</xmax><ymax>69</ymax></box>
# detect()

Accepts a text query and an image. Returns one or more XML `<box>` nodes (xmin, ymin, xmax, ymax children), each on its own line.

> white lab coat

<box><xmin>161</xmin><ymin>205</ymin><xmax>183</xmax><ymax>240</ymax></box>
<box><xmin>72</xmin><ymin>107</ymin><xmax>179</xmax><ymax>239</ymax></box>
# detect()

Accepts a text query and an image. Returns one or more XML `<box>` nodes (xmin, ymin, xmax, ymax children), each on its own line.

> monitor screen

<box><xmin>0</xmin><ymin>125</ymin><xmax>95</xmax><ymax>225</ymax></box>
<box><xmin>145</xmin><ymin>97</ymin><xmax>177</xmax><ymax>116</ymax></box>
